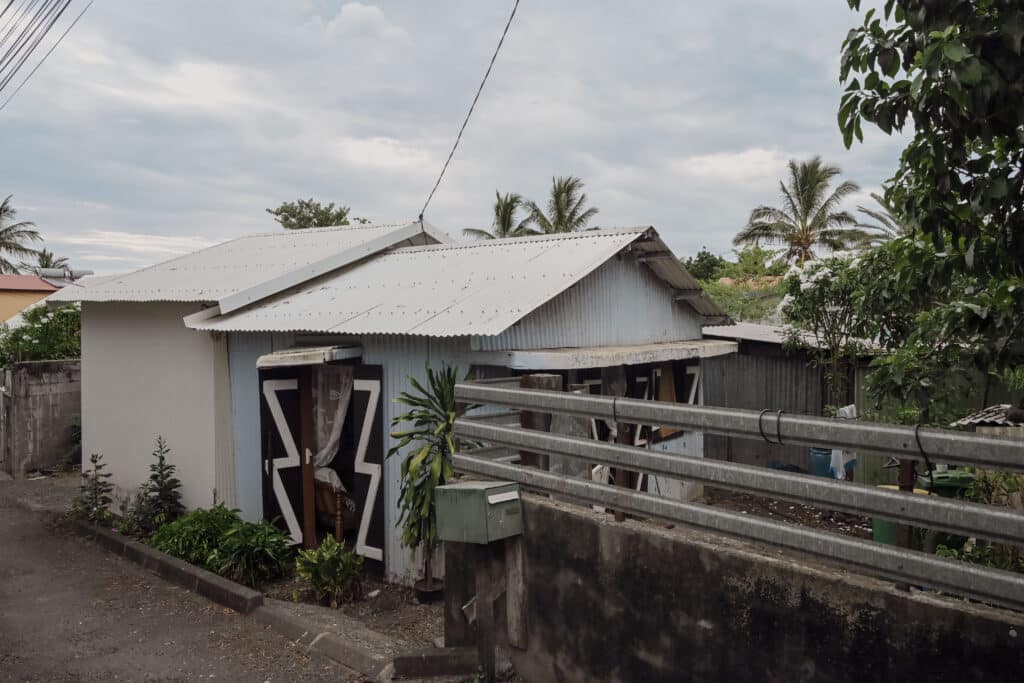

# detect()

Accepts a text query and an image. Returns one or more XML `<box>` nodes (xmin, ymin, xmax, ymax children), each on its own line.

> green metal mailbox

<box><xmin>436</xmin><ymin>481</ymin><xmax>523</xmax><ymax>544</ymax></box>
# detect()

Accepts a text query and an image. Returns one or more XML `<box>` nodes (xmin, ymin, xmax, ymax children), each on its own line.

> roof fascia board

<box><xmin>468</xmin><ymin>339</ymin><xmax>738</xmax><ymax>370</ymax></box>
<box><xmin>217</xmin><ymin>221</ymin><xmax>427</xmax><ymax>315</ymax></box>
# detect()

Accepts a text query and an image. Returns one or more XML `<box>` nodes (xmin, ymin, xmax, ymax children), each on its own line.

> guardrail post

<box><xmin>519</xmin><ymin>374</ymin><xmax>562</xmax><ymax>470</ymax></box>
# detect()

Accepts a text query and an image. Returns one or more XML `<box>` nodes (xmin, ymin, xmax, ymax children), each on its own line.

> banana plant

<box><xmin>387</xmin><ymin>364</ymin><xmax>472</xmax><ymax>587</ymax></box>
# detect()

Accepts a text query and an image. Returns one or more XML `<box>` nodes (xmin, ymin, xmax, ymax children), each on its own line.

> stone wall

<box><xmin>0</xmin><ymin>360</ymin><xmax>81</xmax><ymax>477</ymax></box>
<box><xmin>446</xmin><ymin>495</ymin><xmax>1023</xmax><ymax>683</ymax></box>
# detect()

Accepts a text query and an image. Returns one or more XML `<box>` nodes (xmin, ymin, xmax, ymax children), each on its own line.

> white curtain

<box><xmin>312</xmin><ymin>365</ymin><xmax>353</xmax><ymax>493</ymax></box>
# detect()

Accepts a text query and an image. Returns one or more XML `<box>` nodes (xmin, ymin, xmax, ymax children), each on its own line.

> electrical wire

<box><xmin>0</xmin><ymin>0</ymin><xmax>18</xmax><ymax>24</ymax></box>
<box><xmin>0</xmin><ymin>0</ymin><xmax>58</xmax><ymax>78</ymax></box>
<box><xmin>0</xmin><ymin>0</ymin><xmax>44</xmax><ymax>56</ymax></box>
<box><xmin>418</xmin><ymin>0</ymin><xmax>520</xmax><ymax>221</ymax></box>
<box><xmin>0</xmin><ymin>0</ymin><xmax>89</xmax><ymax>111</ymax></box>
<box><xmin>0</xmin><ymin>0</ymin><xmax>70</xmax><ymax>94</ymax></box>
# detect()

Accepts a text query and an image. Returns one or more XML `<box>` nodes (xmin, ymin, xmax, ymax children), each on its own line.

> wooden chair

<box><xmin>314</xmin><ymin>479</ymin><xmax>357</xmax><ymax>542</ymax></box>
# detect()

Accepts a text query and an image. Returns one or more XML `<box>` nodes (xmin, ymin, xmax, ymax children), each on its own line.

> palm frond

<box><xmin>464</xmin><ymin>227</ymin><xmax>495</xmax><ymax>240</ymax></box>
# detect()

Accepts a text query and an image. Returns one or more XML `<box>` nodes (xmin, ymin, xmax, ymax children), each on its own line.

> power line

<box><xmin>418</xmin><ymin>0</ymin><xmax>520</xmax><ymax>221</ymax></box>
<box><xmin>0</xmin><ymin>0</ymin><xmax>56</xmax><ymax>77</ymax></box>
<box><xmin>0</xmin><ymin>0</ymin><xmax>89</xmax><ymax>111</ymax></box>
<box><xmin>0</xmin><ymin>0</ymin><xmax>18</xmax><ymax>24</ymax></box>
<box><xmin>0</xmin><ymin>0</ymin><xmax>67</xmax><ymax>88</ymax></box>
<box><xmin>0</xmin><ymin>0</ymin><xmax>71</xmax><ymax>94</ymax></box>
<box><xmin>0</xmin><ymin>0</ymin><xmax>45</xmax><ymax>56</ymax></box>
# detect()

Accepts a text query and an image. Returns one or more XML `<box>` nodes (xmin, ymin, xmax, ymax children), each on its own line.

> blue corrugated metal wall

<box><xmin>227</xmin><ymin>331</ymin><xmax>294</xmax><ymax>522</ymax></box>
<box><xmin>472</xmin><ymin>254</ymin><xmax>703</xmax><ymax>351</ymax></box>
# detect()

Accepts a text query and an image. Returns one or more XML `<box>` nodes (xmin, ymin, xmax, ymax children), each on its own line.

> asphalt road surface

<box><xmin>0</xmin><ymin>493</ymin><xmax>357</xmax><ymax>682</ymax></box>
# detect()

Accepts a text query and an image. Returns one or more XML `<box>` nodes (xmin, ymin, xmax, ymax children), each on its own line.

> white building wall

<box><xmin>471</xmin><ymin>253</ymin><xmax>703</xmax><ymax>351</ymax></box>
<box><xmin>80</xmin><ymin>302</ymin><xmax>232</xmax><ymax>510</ymax></box>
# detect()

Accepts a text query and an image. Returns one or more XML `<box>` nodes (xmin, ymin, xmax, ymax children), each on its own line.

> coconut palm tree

<box><xmin>527</xmin><ymin>176</ymin><xmax>599</xmax><ymax>234</ymax></box>
<box><xmin>462</xmin><ymin>191</ymin><xmax>537</xmax><ymax>240</ymax></box>
<box><xmin>0</xmin><ymin>195</ymin><xmax>41</xmax><ymax>274</ymax></box>
<box><xmin>733</xmin><ymin>157</ymin><xmax>866</xmax><ymax>264</ymax></box>
<box><xmin>854</xmin><ymin>192</ymin><xmax>914</xmax><ymax>247</ymax></box>
<box><xmin>20</xmin><ymin>248</ymin><xmax>69</xmax><ymax>272</ymax></box>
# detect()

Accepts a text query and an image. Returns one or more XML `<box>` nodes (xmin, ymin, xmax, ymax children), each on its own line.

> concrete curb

<box><xmin>67</xmin><ymin>518</ymin><xmax>265</xmax><ymax>614</ymax></box>
<box><xmin>251</xmin><ymin>603</ymin><xmax>394</xmax><ymax>679</ymax></box>
<box><xmin>4</xmin><ymin>492</ymin><xmax>410</xmax><ymax>678</ymax></box>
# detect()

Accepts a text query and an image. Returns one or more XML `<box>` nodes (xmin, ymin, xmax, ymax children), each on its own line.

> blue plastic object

<box><xmin>809</xmin><ymin>447</ymin><xmax>833</xmax><ymax>477</ymax></box>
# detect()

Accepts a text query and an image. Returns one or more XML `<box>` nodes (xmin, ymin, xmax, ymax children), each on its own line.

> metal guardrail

<box><xmin>455</xmin><ymin>383</ymin><xmax>1024</xmax><ymax>472</ymax></box>
<box><xmin>452</xmin><ymin>382</ymin><xmax>1024</xmax><ymax>612</ymax></box>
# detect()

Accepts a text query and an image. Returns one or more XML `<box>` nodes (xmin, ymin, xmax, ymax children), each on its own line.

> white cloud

<box><xmin>325</xmin><ymin>3</ymin><xmax>409</xmax><ymax>42</ymax></box>
<box><xmin>0</xmin><ymin>0</ymin><xmax>906</xmax><ymax>271</ymax></box>
<box><xmin>670</xmin><ymin>148</ymin><xmax>796</xmax><ymax>186</ymax></box>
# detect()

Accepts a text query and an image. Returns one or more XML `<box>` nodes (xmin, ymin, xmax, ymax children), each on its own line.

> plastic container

<box><xmin>808</xmin><ymin>447</ymin><xmax>833</xmax><ymax>477</ymax></box>
<box><xmin>872</xmin><ymin>485</ymin><xmax>930</xmax><ymax>545</ymax></box>
<box><xmin>915</xmin><ymin>469</ymin><xmax>976</xmax><ymax>498</ymax></box>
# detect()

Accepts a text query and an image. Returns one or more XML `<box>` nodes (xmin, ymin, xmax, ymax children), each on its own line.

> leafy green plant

<box><xmin>149</xmin><ymin>505</ymin><xmax>241</xmax><ymax>567</ymax></box>
<box><xmin>143</xmin><ymin>436</ymin><xmax>184</xmax><ymax>528</ymax></box>
<box><xmin>61</xmin><ymin>418</ymin><xmax>82</xmax><ymax>470</ymax></box>
<box><xmin>388</xmin><ymin>364</ymin><xmax>472</xmax><ymax>587</ymax></box>
<box><xmin>68</xmin><ymin>453</ymin><xmax>114</xmax><ymax>525</ymax></box>
<box><xmin>208</xmin><ymin>519</ymin><xmax>292</xmax><ymax>589</ymax></box>
<box><xmin>295</xmin><ymin>535</ymin><xmax>364</xmax><ymax>607</ymax></box>
<box><xmin>0</xmin><ymin>304</ymin><xmax>80</xmax><ymax>365</ymax></box>
<box><xmin>780</xmin><ymin>255</ymin><xmax>872</xmax><ymax>409</ymax></box>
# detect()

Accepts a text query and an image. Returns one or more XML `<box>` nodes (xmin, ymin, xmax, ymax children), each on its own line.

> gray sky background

<box><xmin>0</xmin><ymin>1</ymin><xmax>907</xmax><ymax>274</ymax></box>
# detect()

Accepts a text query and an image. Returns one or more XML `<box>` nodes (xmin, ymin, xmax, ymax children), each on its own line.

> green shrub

<box><xmin>149</xmin><ymin>505</ymin><xmax>241</xmax><ymax>567</ymax></box>
<box><xmin>68</xmin><ymin>453</ymin><xmax>114</xmax><ymax>525</ymax></box>
<box><xmin>295</xmin><ymin>535</ymin><xmax>364</xmax><ymax>607</ymax></box>
<box><xmin>208</xmin><ymin>519</ymin><xmax>292</xmax><ymax>588</ymax></box>
<box><xmin>142</xmin><ymin>436</ymin><xmax>185</xmax><ymax>528</ymax></box>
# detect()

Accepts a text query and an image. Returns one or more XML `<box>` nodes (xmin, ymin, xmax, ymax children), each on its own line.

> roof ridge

<box><xmin>236</xmin><ymin>221</ymin><xmax>411</xmax><ymax>240</ymax></box>
<box><xmin>391</xmin><ymin>227</ymin><xmax>650</xmax><ymax>255</ymax></box>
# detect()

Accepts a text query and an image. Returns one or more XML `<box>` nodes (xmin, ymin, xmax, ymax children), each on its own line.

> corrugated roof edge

<box><xmin>48</xmin><ymin>220</ymin><xmax>446</xmax><ymax>305</ymax></box>
<box><xmin>185</xmin><ymin>227</ymin><xmax>731</xmax><ymax>335</ymax></box>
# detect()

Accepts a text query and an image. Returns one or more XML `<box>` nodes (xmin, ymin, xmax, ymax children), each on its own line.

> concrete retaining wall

<box><xmin>0</xmin><ymin>360</ymin><xmax>81</xmax><ymax>477</ymax></box>
<box><xmin>446</xmin><ymin>495</ymin><xmax>1023</xmax><ymax>683</ymax></box>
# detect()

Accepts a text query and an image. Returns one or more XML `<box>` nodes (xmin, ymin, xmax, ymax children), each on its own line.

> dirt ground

<box><xmin>263</xmin><ymin>573</ymin><xmax>443</xmax><ymax>650</ymax></box>
<box><xmin>703</xmin><ymin>487</ymin><xmax>874</xmax><ymax>539</ymax></box>
<box><xmin>0</xmin><ymin>478</ymin><xmax>358</xmax><ymax>682</ymax></box>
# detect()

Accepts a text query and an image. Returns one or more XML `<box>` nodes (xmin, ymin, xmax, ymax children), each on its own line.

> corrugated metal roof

<box><xmin>49</xmin><ymin>222</ymin><xmax>436</xmax><ymax>304</ymax></box>
<box><xmin>187</xmin><ymin>228</ymin><xmax>724</xmax><ymax>336</ymax></box>
<box><xmin>703</xmin><ymin>321</ymin><xmax>792</xmax><ymax>345</ymax></box>
<box><xmin>0</xmin><ymin>275</ymin><xmax>58</xmax><ymax>292</ymax></box>
<box><xmin>951</xmin><ymin>405</ymin><xmax>1024</xmax><ymax>428</ymax></box>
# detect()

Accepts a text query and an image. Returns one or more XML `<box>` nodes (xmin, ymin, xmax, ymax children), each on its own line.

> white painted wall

<box><xmin>80</xmin><ymin>302</ymin><xmax>232</xmax><ymax>510</ymax></box>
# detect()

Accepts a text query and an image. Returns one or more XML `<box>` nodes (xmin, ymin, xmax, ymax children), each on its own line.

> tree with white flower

<box><xmin>779</xmin><ymin>255</ymin><xmax>873</xmax><ymax>411</ymax></box>
<box><xmin>0</xmin><ymin>304</ymin><xmax>80</xmax><ymax>365</ymax></box>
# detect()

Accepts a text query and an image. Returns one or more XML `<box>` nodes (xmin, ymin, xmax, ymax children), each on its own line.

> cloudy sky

<box><xmin>0</xmin><ymin>0</ymin><xmax>907</xmax><ymax>274</ymax></box>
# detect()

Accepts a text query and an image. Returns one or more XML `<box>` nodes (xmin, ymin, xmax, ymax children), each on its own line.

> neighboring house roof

<box><xmin>704</xmin><ymin>321</ymin><xmax>878</xmax><ymax>353</ymax></box>
<box><xmin>703</xmin><ymin>321</ymin><xmax>797</xmax><ymax>346</ymax></box>
<box><xmin>0</xmin><ymin>275</ymin><xmax>59</xmax><ymax>292</ymax></box>
<box><xmin>49</xmin><ymin>221</ymin><xmax>448</xmax><ymax>309</ymax></box>
<box><xmin>951</xmin><ymin>405</ymin><xmax>1024</xmax><ymax>428</ymax></box>
<box><xmin>186</xmin><ymin>227</ymin><xmax>728</xmax><ymax>337</ymax></box>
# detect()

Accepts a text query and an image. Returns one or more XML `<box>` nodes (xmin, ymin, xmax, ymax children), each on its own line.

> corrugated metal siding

<box><xmin>361</xmin><ymin>335</ymin><xmax>478</xmax><ymax>583</ymax></box>
<box><xmin>472</xmin><ymin>254</ymin><xmax>703</xmax><ymax>351</ymax></box>
<box><xmin>702</xmin><ymin>351</ymin><xmax>824</xmax><ymax>470</ymax></box>
<box><xmin>227</xmin><ymin>331</ymin><xmax>295</xmax><ymax>522</ymax></box>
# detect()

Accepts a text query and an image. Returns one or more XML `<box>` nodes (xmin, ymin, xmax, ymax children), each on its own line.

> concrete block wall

<box><xmin>446</xmin><ymin>495</ymin><xmax>1023</xmax><ymax>683</ymax></box>
<box><xmin>0</xmin><ymin>360</ymin><xmax>81</xmax><ymax>477</ymax></box>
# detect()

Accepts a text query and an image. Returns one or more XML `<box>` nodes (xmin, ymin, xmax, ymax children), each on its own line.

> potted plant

<box><xmin>388</xmin><ymin>364</ymin><xmax>469</xmax><ymax>601</ymax></box>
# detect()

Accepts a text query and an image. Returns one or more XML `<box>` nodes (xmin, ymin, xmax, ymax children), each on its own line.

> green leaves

<box><xmin>295</xmin><ymin>535</ymin><xmax>364</xmax><ymax>607</ymax></box>
<box><xmin>388</xmin><ymin>364</ymin><xmax>473</xmax><ymax>570</ymax></box>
